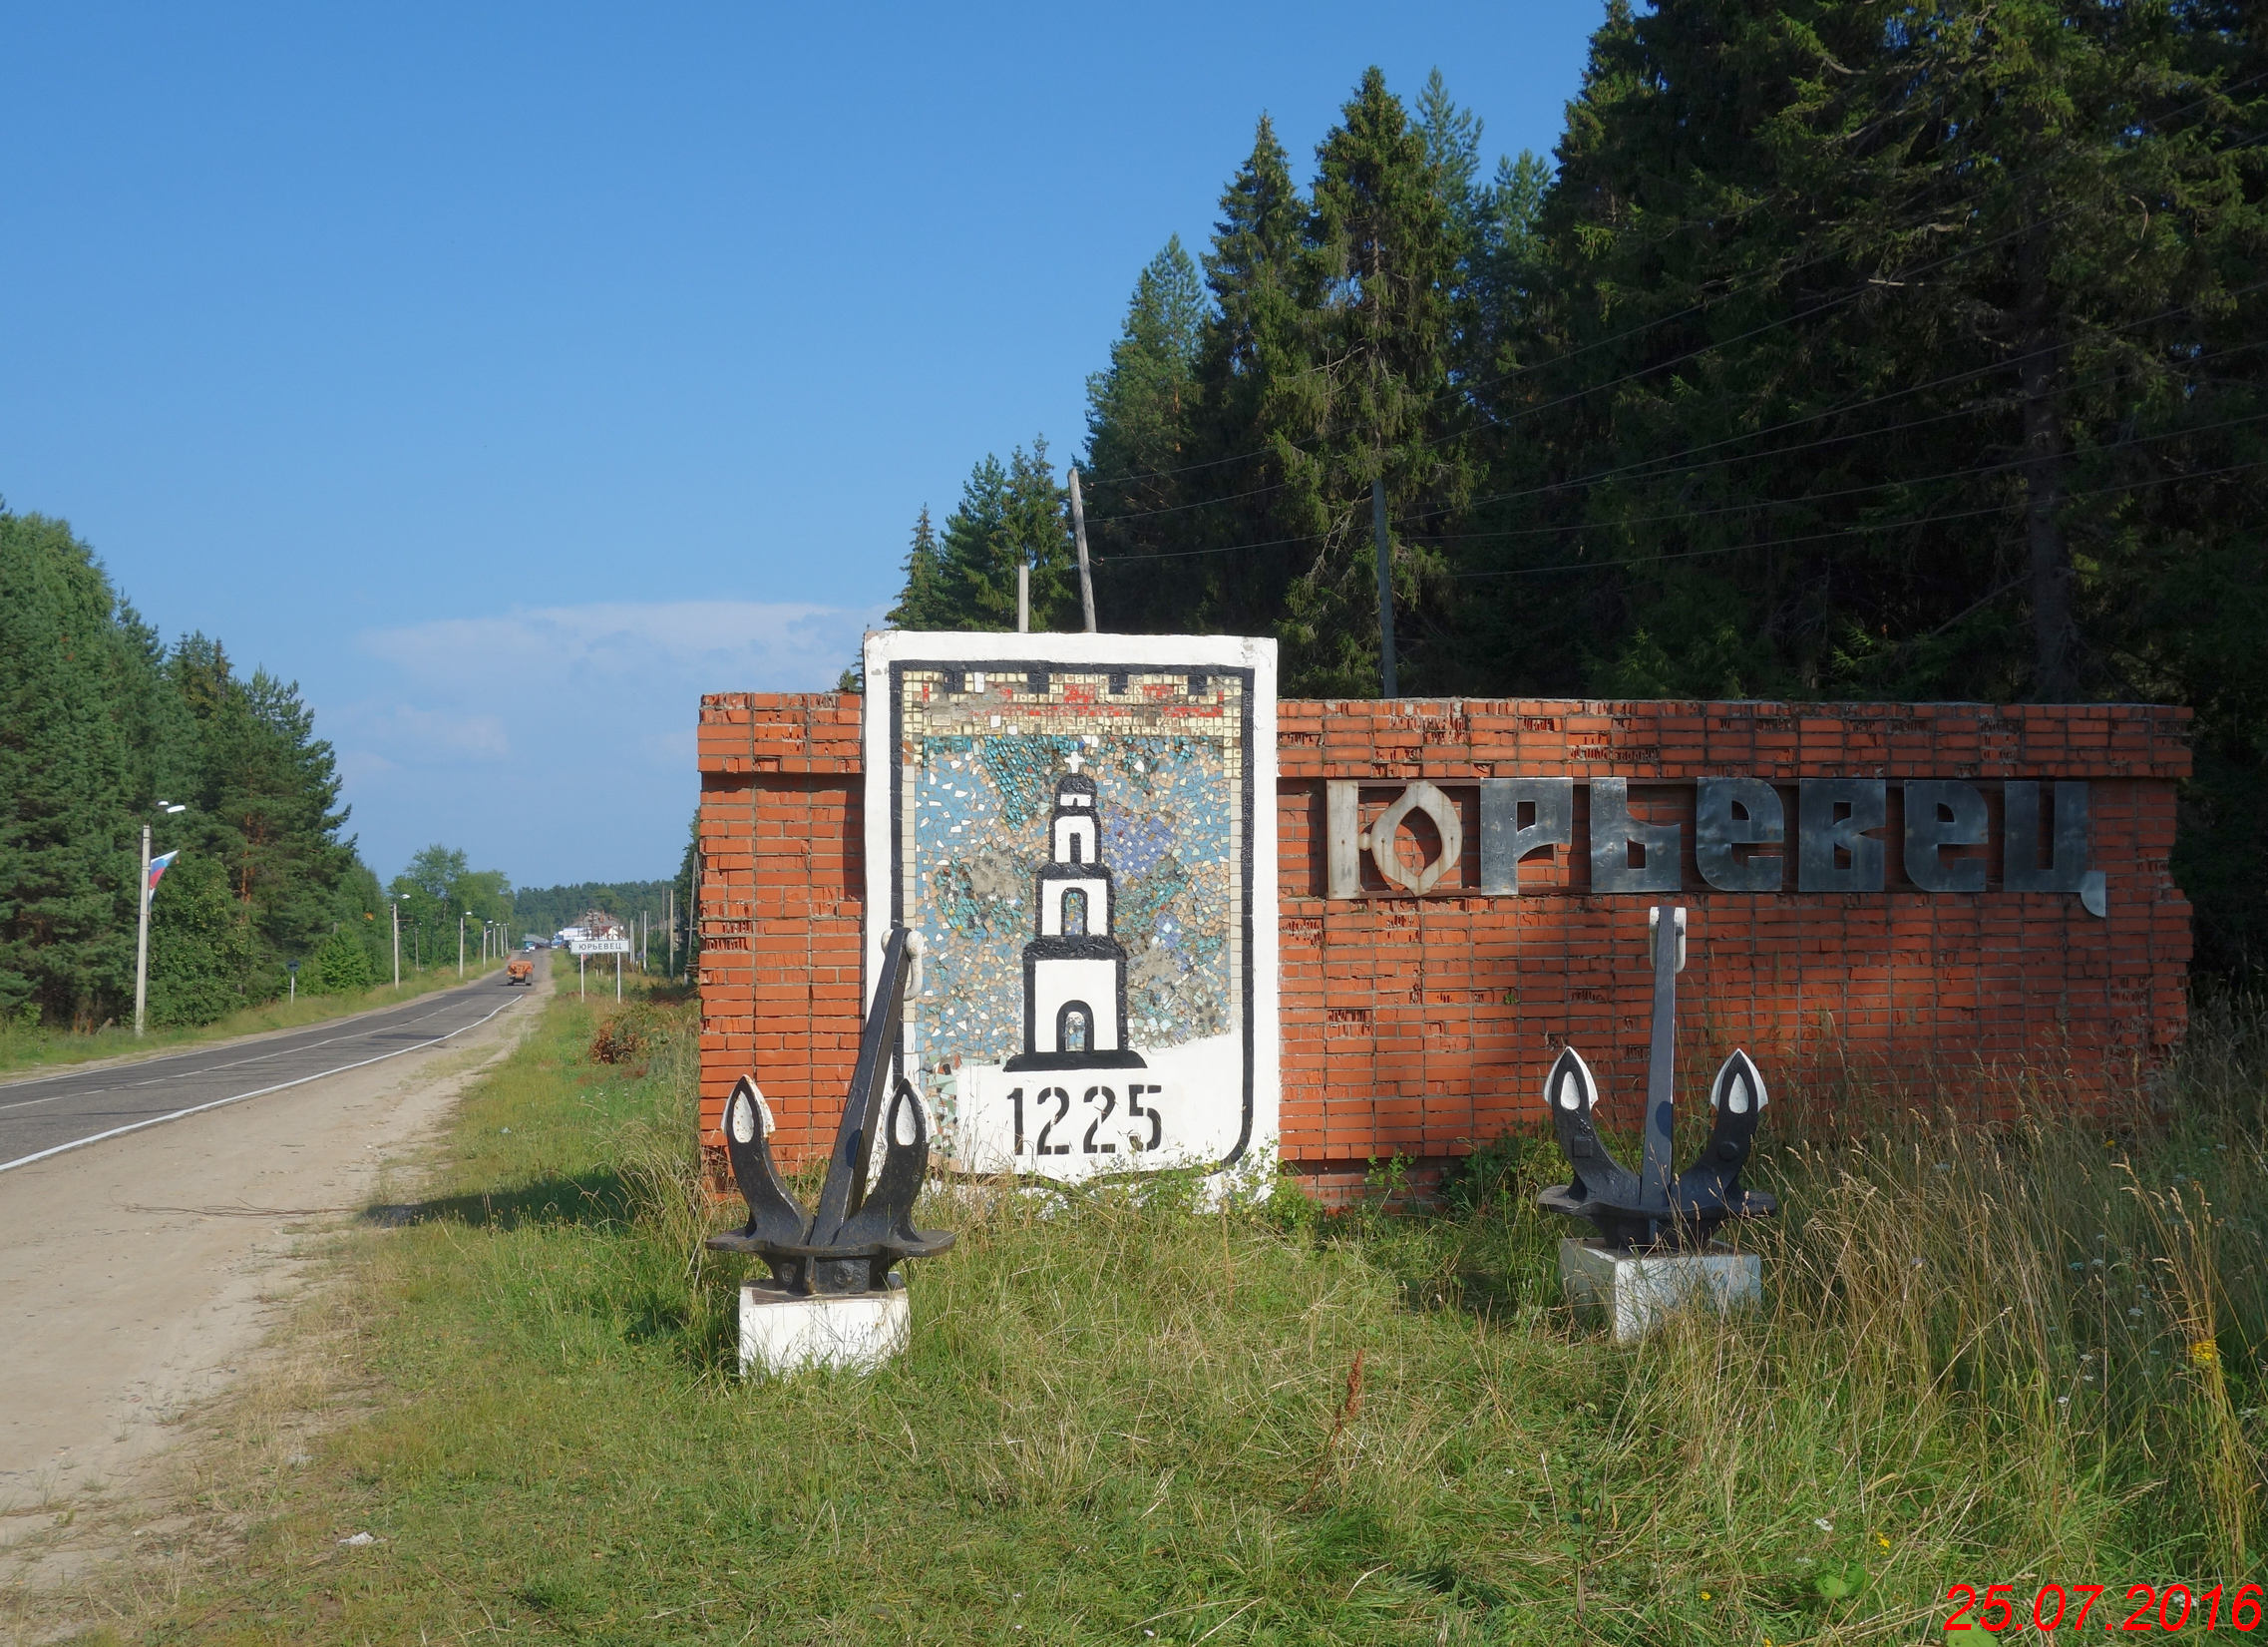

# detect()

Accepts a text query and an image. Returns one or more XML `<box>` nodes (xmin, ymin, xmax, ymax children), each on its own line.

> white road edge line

<box><xmin>0</xmin><ymin>1002</ymin><xmax>515</xmax><ymax>1176</ymax></box>
<box><xmin>0</xmin><ymin>995</ymin><xmax>479</xmax><ymax>1117</ymax></box>
<box><xmin>0</xmin><ymin>993</ymin><xmax>482</xmax><ymax>1097</ymax></box>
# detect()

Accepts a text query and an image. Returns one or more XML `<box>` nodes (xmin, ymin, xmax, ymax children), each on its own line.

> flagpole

<box><xmin>134</xmin><ymin>823</ymin><xmax>152</xmax><ymax>1037</ymax></box>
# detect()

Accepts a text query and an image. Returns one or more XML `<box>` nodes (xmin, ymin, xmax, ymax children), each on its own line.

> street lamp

<box><xmin>134</xmin><ymin>802</ymin><xmax>189</xmax><ymax>1037</ymax></box>
<box><xmin>389</xmin><ymin>895</ymin><xmax>402</xmax><ymax>989</ymax></box>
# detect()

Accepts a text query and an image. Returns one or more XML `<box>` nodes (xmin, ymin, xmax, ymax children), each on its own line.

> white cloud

<box><xmin>347</xmin><ymin>703</ymin><xmax>512</xmax><ymax>761</ymax></box>
<box><xmin>332</xmin><ymin>599</ymin><xmax>879</xmax><ymax>884</ymax></box>
<box><xmin>360</xmin><ymin>600</ymin><xmax>872</xmax><ymax>694</ymax></box>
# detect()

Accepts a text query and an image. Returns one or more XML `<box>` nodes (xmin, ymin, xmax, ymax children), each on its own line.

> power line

<box><xmin>1094</xmin><ymin>430</ymin><xmax>2268</xmax><ymax>569</ymax></box>
<box><xmin>1419</xmin><ymin>408</ymin><xmax>2268</xmax><ymax>547</ymax></box>
<box><xmin>1081</xmin><ymin>184</ymin><xmax>2248</xmax><ymax>530</ymax></box>
<box><xmin>1091</xmin><ymin>340</ymin><xmax>2267</xmax><ymax>565</ymax></box>
<box><xmin>1445</xmin><ymin>458</ymin><xmax>2268</xmax><ymax>580</ymax></box>
<box><xmin>1402</xmin><ymin>293</ymin><xmax>2268</xmax><ymax>528</ymax></box>
<box><xmin>1071</xmin><ymin>70</ymin><xmax>2268</xmax><ymax>505</ymax></box>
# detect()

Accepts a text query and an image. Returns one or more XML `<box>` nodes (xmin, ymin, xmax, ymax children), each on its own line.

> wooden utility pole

<box><xmin>1372</xmin><ymin>476</ymin><xmax>1397</xmax><ymax>698</ymax></box>
<box><xmin>1069</xmin><ymin>466</ymin><xmax>1096</xmax><ymax>632</ymax></box>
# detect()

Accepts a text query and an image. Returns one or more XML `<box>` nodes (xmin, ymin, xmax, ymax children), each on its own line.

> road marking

<box><xmin>0</xmin><ymin>994</ymin><xmax>491</xmax><ymax>1097</ymax></box>
<box><xmin>0</xmin><ymin>1001</ymin><xmax>515</xmax><ymax>1175</ymax></box>
<box><xmin>0</xmin><ymin>998</ymin><xmax>484</xmax><ymax>1116</ymax></box>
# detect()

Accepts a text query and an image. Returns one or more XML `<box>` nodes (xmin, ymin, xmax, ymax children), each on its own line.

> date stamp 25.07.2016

<box><xmin>1947</xmin><ymin>1582</ymin><xmax>2267</xmax><ymax>1633</ymax></box>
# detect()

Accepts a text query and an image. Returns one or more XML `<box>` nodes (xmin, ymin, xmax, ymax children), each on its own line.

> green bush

<box><xmin>146</xmin><ymin>856</ymin><xmax>248</xmax><ymax>1027</ymax></box>
<box><xmin>311</xmin><ymin>924</ymin><xmax>375</xmax><ymax>994</ymax></box>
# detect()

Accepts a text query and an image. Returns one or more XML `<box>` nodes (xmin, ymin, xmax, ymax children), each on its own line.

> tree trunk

<box><xmin>2018</xmin><ymin>228</ymin><xmax>2079</xmax><ymax>700</ymax></box>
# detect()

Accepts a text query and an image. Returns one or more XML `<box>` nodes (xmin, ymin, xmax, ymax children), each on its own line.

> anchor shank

<box><xmin>1639</xmin><ymin>905</ymin><xmax>1679</xmax><ymax>1215</ymax></box>
<box><xmin>812</xmin><ymin>925</ymin><xmax>916</xmax><ymax>1238</ymax></box>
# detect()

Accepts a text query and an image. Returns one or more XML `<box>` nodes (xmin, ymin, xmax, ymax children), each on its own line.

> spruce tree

<box><xmin>0</xmin><ymin>506</ymin><xmax>397</xmax><ymax>1024</ymax></box>
<box><xmin>311</xmin><ymin>923</ymin><xmax>375</xmax><ymax>993</ymax></box>
<box><xmin>1080</xmin><ymin>238</ymin><xmax>1207</xmax><ymax>630</ymax></box>
<box><xmin>1173</xmin><ymin>115</ymin><xmax>1314</xmax><ymax>638</ymax></box>
<box><xmin>172</xmin><ymin>638</ymin><xmax>354</xmax><ymax>996</ymax></box>
<box><xmin>147</xmin><ymin>854</ymin><xmax>250</xmax><ymax>1026</ymax></box>
<box><xmin>1274</xmin><ymin>68</ymin><xmax>1475</xmax><ymax>694</ymax></box>
<box><xmin>933</xmin><ymin>442</ymin><xmax>1074</xmax><ymax>630</ymax></box>
<box><xmin>0</xmin><ymin>512</ymin><xmax>156</xmax><ymax>1026</ymax></box>
<box><xmin>886</xmin><ymin>506</ymin><xmax>949</xmax><ymax>629</ymax></box>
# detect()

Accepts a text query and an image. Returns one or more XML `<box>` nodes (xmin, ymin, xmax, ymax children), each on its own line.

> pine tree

<box><xmin>1466</xmin><ymin>0</ymin><xmax>2264</xmax><ymax>714</ymax></box>
<box><xmin>933</xmin><ymin>442</ymin><xmax>1074</xmax><ymax>630</ymax></box>
<box><xmin>0</xmin><ymin>511</ymin><xmax>162</xmax><ymax>1027</ymax></box>
<box><xmin>0</xmin><ymin>507</ymin><xmax>395</xmax><ymax>1024</ymax></box>
<box><xmin>1085</xmin><ymin>237</ymin><xmax>1206</xmax><ymax>485</ymax></box>
<box><xmin>332</xmin><ymin>860</ymin><xmax>389</xmax><ymax>974</ymax></box>
<box><xmin>1080</xmin><ymin>239</ymin><xmax>1207</xmax><ymax>629</ymax></box>
<box><xmin>172</xmin><ymin>637</ymin><xmax>355</xmax><ymax>996</ymax></box>
<box><xmin>1273</xmin><ymin>68</ymin><xmax>1475</xmax><ymax>694</ymax></box>
<box><xmin>1168</xmin><ymin>115</ymin><xmax>1313</xmax><ymax>637</ymax></box>
<box><xmin>147</xmin><ymin>854</ymin><xmax>250</xmax><ymax>1026</ymax></box>
<box><xmin>886</xmin><ymin>506</ymin><xmax>949</xmax><ymax>629</ymax></box>
<box><xmin>311</xmin><ymin>923</ymin><xmax>375</xmax><ymax>993</ymax></box>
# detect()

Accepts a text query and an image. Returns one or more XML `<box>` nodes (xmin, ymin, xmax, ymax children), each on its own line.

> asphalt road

<box><xmin>0</xmin><ymin>969</ymin><xmax>540</xmax><ymax>1174</ymax></box>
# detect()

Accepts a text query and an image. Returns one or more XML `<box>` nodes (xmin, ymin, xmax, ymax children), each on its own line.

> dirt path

<box><xmin>0</xmin><ymin>972</ymin><xmax>547</xmax><ymax>1573</ymax></box>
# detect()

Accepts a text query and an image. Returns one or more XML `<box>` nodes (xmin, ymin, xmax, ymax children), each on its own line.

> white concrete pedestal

<box><xmin>738</xmin><ymin>1276</ymin><xmax>910</xmax><ymax>1377</ymax></box>
<box><xmin>1558</xmin><ymin>1238</ymin><xmax>1761</xmax><ymax>1345</ymax></box>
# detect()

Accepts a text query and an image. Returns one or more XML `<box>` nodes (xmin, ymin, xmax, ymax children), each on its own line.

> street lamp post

<box><xmin>134</xmin><ymin>803</ymin><xmax>188</xmax><ymax>1037</ymax></box>
<box><xmin>458</xmin><ymin>910</ymin><xmax>466</xmax><ymax>979</ymax></box>
<box><xmin>391</xmin><ymin>897</ymin><xmax>401</xmax><ymax>989</ymax></box>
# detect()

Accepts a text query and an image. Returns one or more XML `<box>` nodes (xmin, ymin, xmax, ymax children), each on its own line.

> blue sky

<box><xmin>1</xmin><ymin>2</ymin><xmax>1602</xmax><ymax>889</ymax></box>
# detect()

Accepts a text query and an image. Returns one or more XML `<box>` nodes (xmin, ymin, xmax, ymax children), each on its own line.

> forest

<box><xmin>0</xmin><ymin>506</ymin><xmax>510</xmax><ymax>1029</ymax></box>
<box><xmin>887</xmin><ymin>0</ymin><xmax>2265</xmax><ymax>976</ymax></box>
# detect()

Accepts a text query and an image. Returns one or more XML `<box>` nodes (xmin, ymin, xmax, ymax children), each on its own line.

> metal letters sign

<box><xmin>864</xmin><ymin>631</ymin><xmax>1280</xmax><ymax>1183</ymax></box>
<box><xmin>1327</xmin><ymin>777</ymin><xmax>2106</xmax><ymax>914</ymax></box>
<box><xmin>569</xmin><ymin>937</ymin><xmax>632</xmax><ymax>956</ymax></box>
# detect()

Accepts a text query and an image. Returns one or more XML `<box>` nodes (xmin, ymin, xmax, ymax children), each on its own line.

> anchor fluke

<box><xmin>1537</xmin><ymin>907</ymin><xmax>1778</xmax><ymax>1250</ymax></box>
<box><xmin>705</xmin><ymin>924</ymin><xmax>955</xmax><ymax>1295</ymax></box>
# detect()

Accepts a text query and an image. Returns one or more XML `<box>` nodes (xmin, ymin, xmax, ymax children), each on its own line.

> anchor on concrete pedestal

<box><xmin>707</xmin><ymin>924</ymin><xmax>953</xmax><ymax>1371</ymax></box>
<box><xmin>1540</xmin><ymin>902</ymin><xmax>1776</xmax><ymax>1253</ymax></box>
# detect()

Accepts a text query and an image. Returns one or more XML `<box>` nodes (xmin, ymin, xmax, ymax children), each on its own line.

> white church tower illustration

<box><xmin>1005</xmin><ymin>762</ymin><xmax>1147</xmax><ymax>1071</ymax></box>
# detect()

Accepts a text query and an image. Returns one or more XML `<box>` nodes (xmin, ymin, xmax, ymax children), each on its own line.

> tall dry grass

<box><xmin>89</xmin><ymin>985</ymin><xmax>2268</xmax><ymax>1644</ymax></box>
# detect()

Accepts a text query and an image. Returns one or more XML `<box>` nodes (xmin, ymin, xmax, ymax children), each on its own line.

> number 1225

<box><xmin>1007</xmin><ymin>1085</ymin><xmax>1163</xmax><ymax>1156</ymax></box>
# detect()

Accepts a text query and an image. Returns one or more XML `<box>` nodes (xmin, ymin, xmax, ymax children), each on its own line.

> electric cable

<box><xmin>1071</xmin><ymin>71</ymin><xmax>2268</xmax><ymax>503</ymax></box>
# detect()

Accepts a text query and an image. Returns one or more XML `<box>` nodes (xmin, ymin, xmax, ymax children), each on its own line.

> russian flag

<box><xmin>148</xmin><ymin>851</ymin><xmax>179</xmax><ymax>893</ymax></box>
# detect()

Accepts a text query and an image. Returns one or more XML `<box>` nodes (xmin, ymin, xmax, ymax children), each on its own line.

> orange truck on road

<box><xmin>506</xmin><ymin>956</ymin><xmax>536</xmax><ymax>987</ymax></box>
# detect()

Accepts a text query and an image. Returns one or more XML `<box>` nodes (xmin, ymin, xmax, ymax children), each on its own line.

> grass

<box><xmin>0</xmin><ymin>963</ymin><xmax>507</xmax><ymax>1079</ymax></box>
<box><xmin>46</xmin><ymin>987</ymin><xmax>2268</xmax><ymax>1643</ymax></box>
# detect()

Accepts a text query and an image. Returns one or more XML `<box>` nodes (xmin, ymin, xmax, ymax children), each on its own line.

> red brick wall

<box><xmin>697</xmin><ymin>693</ymin><xmax>2191</xmax><ymax>1188</ymax></box>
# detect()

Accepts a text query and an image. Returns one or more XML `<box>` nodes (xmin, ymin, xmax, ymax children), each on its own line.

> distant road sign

<box><xmin>569</xmin><ymin>938</ymin><xmax>630</xmax><ymax>956</ymax></box>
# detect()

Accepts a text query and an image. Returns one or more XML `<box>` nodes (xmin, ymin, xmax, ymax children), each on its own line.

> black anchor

<box><xmin>1538</xmin><ymin>904</ymin><xmax>1777</xmax><ymax>1249</ymax></box>
<box><xmin>705</xmin><ymin>924</ymin><xmax>954</xmax><ymax>1294</ymax></box>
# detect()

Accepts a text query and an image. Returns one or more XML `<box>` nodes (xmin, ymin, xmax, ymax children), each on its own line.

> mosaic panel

<box><xmin>863</xmin><ymin>634</ymin><xmax>1278</xmax><ymax>1182</ymax></box>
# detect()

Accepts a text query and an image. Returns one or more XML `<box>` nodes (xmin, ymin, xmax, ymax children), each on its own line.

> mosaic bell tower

<box><xmin>1005</xmin><ymin>763</ymin><xmax>1146</xmax><ymax>1071</ymax></box>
